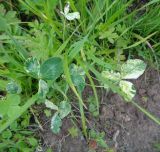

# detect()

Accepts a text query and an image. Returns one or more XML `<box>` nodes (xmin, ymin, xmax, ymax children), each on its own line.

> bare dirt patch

<box><xmin>38</xmin><ymin>68</ymin><xmax>160</xmax><ymax>152</ymax></box>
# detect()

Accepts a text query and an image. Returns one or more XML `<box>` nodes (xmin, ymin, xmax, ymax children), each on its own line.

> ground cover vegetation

<box><xmin>0</xmin><ymin>0</ymin><xmax>160</xmax><ymax>151</ymax></box>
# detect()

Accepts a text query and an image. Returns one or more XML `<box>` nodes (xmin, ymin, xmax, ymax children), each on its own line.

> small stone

<box><xmin>122</xmin><ymin>114</ymin><xmax>131</xmax><ymax>122</ymax></box>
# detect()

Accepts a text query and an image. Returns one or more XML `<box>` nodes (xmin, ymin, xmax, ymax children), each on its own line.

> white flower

<box><xmin>60</xmin><ymin>2</ymin><xmax>80</xmax><ymax>21</ymax></box>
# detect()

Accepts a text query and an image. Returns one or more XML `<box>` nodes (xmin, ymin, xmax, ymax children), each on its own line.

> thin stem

<box><xmin>131</xmin><ymin>100</ymin><xmax>160</xmax><ymax>125</ymax></box>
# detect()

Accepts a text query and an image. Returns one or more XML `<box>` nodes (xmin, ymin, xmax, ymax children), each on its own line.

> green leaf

<box><xmin>72</xmin><ymin>75</ymin><xmax>85</xmax><ymax>93</ymax></box>
<box><xmin>89</xmin><ymin>129</ymin><xmax>108</xmax><ymax>148</ymax></box>
<box><xmin>8</xmin><ymin>106</ymin><xmax>21</xmax><ymax>118</ymax></box>
<box><xmin>24</xmin><ymin>57</ymin><xmax>40</xmax><ymax>78</ymax></box>
<box><xmin>47</xmin><ymin>0</ymin><xmax>58</xmax><ymax>13</ymax></box>
<box><xmin>46</xmin><ymin>148</ymin><xmax>52</xmax><ymax>152</ymax></box>
<box><xmin>0</xmin><ymin>5</ymin><xmax>6</xmax><ymax>15</ymax></box>
<box><xmin>97</xmin><ymin>138</ymin><xmax>108</xmax><ymax>148</ymax></box>
<box><xmin>68</xmin><ymin>36</ymin><xmax>88</xmax><ymax>59</ymax></box>
<box><xmin>99</xmin><ymin>27</ymin><xmax>118</xmax><ymax>44</ymax></box>
<box><xmin>59</xmin><ymin>101</ymin><xmax>71</xmax><ymax>119</ymax></box>
<box><xmin>70</xmin><ymin>64</ymin><xmax>85</xmax><ymax>76</ymax></box>
<box><xmin>68</xmin><ymin>126</ymin><xmax>78</xmax><ymax>138</ymax></box>
<box><xmin>0</xmin><ymin>79</ymin><xmax>8</xmax><ymax>91</ymax></box>
<box><xmin>51</xmin><ymin>113</ymin><xmax>62</xmax><ymax>134</ymax></box>
<box><xmin>27</xmin><ymin>137</ymin><xmax>38</xmax><ymax>147</ymax></box>
<box><xmin>121</xmin><ymin>59</ymin><xmax>146</xmax><ymax>79</ymax></box>
<box><xmin>38</xmin><ymin>79</ymin><xmax>49</xmax><ymax>99</ymax></box>
<box><xmin>9</xmin><ymin>148</ymin><xmax>18</xmax><ymax>152</ymax></box>
<box><xmin>6</xmin><ymin>81</ymin><xmax>22</xmax><ymax>94</ymax></box>
<box><xmin>10</xmin><ymin>121</ymin><xmax>18</xmax><ymax>131</ymax></box>
<box><xmin>7</xmin><ymin>95</ymin><xmax>21</xmax><ymax>118</ymax></box>
<box><xmin>89</xmin><ymin>103</ymin><xmax>99</xmax><ymax>117</ymax></box>
<box><xmin>70</xmin><ymin>64</ymin><xmax>86</xmax><ymax>93</ymax></box>
<box><xmin>0</xmin><ymin>16</ymin><xmax>7</xmax><ymax>31</ymax></box>
<box><xmin>0</xmin><ymin>4</ymin><xmax>19</xmax><ymax>32</ymax></box>
<box><xmin>45</xmin><ymin>99</ymin><xmax>58</xmax><ymax>110</ymax></box>
<box><xmin>1</xmin><ymin>130</ymin><xmax>12</xmax><ymax>139</ymax></box>
<box><xmin>40</xmin><ymin>57</ymin><xmax>63</xmax><ymax>80</ymax></box>
<box><xmin>0</xmin><ymin>94</ymin><xmax>38</xmax><ymax>133</ymax></box>
<box><xmin>88</xmin><ymin>96</ymin><xmax>99</xmax><ymax>117</ymax></box>
<box><xmin>15</xmin><ymin>141</ymin><xmax>28</xmax><ymax>150</ymax></box>
<box><xmin>0</xmin><ymin>94</ymin><xmax>21</xmax><ymax>118</ymax></box>
<box><xmin>119</xmin><ymin>80</ymin><xmax>136</xmax><ymax>101</ymax></box>
<box><xmin>44</xmin><ymin>109</ymin><xmax>52</xmax><ymax>117</ymax></box>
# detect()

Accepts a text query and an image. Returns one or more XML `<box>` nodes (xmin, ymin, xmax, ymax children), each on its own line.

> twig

<box><xmin>30</xmin><ymin>108</ymin><xmax>44</xmax><ymax>131</ymax></box>
<box><xmin>113</xmin><ymin>130</ymin><xmax>120</xmax><ymax>149</ymax></box>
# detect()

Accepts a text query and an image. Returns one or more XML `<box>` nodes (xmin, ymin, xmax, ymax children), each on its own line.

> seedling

<box><xmin>68</xmin><ymin>126</ymin><xmax>78</xmax><ymax>138</ymax></box>
<box><xmin>89</xmin><ymin>129</ymin><xmax>108</xmax><ymax>150</ymax></box>
<box><xmin>88</xmin><ymin>96</ymin><xmax>99</xmax><ymax>117</ymax></box>
<box><xmin>102</xmin><ymin>59</ymin><xmax>146</xmax><ymax>101</ymax></box>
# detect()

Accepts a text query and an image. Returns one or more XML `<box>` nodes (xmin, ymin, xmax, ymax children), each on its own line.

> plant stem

<box><xmin>131</xmin><ymin>100</ymin><xmax>160</xmax><ymax>125</ymax></box>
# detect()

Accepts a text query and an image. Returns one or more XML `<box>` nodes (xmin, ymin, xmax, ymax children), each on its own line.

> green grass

<box><xmin>0</xmin><ymin>0</ymin><xmax>160</xmax><ymax>151</ymax></box>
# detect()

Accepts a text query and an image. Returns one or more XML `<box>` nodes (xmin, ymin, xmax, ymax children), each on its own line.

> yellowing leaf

<box><xmin>102</xmin><ymin>70</ymin><xmax>121</xmax><ymax>90</ymax></box>
<box><xmin>102</xmin><ymin>70</ymin><xmax>121</xmax><ymax>82</ymax></box>
<box><xmin>119</xmin><ymin>80</ymin><xmax>136</xmax><ymax>101</ymax></box>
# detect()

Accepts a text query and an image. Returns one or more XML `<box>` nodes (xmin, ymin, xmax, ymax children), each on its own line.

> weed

<box><xmin>0</xmin><ymin>113</ymin><xmax>38</xmax><ymax>152</ymax></box>
<box><xmin>0</xmin><ymin>0</ymin><xmax>160</xmax><ymax>151</ymax></box>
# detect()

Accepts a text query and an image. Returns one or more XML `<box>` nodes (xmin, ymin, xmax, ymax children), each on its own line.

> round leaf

<box><xmin>24</xmin><ymin>57</ymin><xmax>40</xmax><ymax>78</ymax></box>
<box><xmin>121</xmin><ymin>59</ymin><xmax>146</xmax><ymax>79</ymax></box>
<box><xmin>51</xmin><ymin>113</ymin><xmax>62</xmax><ymax>134</ymax></box>
<box><xmin>59</xmin><ymin>101</ymin><xmax>71</xmax><ymax>119</ymax></box>
<box><xmin>8</xmin><ymin>106</ymin><xmax>21</xmax><ymax>118</ymax></box>
<box><xmin>2</xmin><ymin>130</ymin><xmax>12</xmax><ymax>139</ymax></box>
<box><xmin>40</xmin><ymin>57</ymin><xmax>63</xmax><ymax>81</ymax></box>
<box><xmin>6</xmin><ymin>81</ymin><xmax>22</xmax><ymax>94</ymax></box>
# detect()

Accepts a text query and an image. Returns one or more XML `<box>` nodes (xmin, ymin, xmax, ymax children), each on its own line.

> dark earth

<box><xmin>36</xmin><ymin>0</ymin><xmax>160</xmax><ymax>151</ymax></box>
<box><xmin>37</xmin><ymin>68</ymin><xmax>160</xmax><ymax>152</ymax></box>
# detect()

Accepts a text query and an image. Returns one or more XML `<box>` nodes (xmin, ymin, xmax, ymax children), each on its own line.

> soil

<box><xmin>38</xmin><ymin>68</ymin><xmax>160</xmax><ymax>152</ymax></box>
